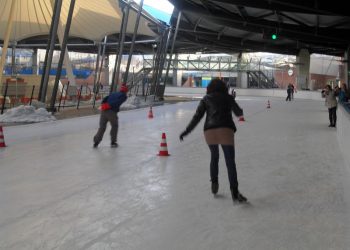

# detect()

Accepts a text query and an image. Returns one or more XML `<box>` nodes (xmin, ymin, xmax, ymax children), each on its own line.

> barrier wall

<box><xmin>337</xmin><ymin>105</ymin><xmax>350</xmax><ymax>167</ymax></box>
<box><xmin>164</xmin><ymin>87</ymin><xmax>324</xmax><ymax>101</ymax></box>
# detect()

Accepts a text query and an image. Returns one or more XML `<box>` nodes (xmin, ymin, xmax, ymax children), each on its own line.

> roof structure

<box><xmin>0</xmin><ymin>0</ymin><xmax>159</xmax><ymax>52</ymax></box>
<box><xmin>168</xmin><ymin>0</ymin><xmax>350</xmax><ymax>56</ymax></box>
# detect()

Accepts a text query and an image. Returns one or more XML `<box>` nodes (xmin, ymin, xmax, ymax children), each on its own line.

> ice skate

<box><xmin>231</xmin><ymin>189</ymin><xmax>248</xmax><ymax>203</ymax></box>
<box><xmin>211</xmin><ymin>182</ymin><xmax>219</xmax><ymax>194</ymax></box>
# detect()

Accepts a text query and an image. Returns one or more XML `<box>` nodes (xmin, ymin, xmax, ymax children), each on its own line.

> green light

<box><xmin>271</xmin><ymin>34</ymin><xmax>277</xmax><ymax>40</ymax></box>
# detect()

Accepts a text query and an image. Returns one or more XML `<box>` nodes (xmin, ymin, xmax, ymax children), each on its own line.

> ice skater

<box><xmin>324</xmin><ymin>84</ymin><xmax>337</xmax><ymax>127</ymax></box>
<box><xmin>179</xmin><ymin>79</ymin><xmax>247</xmax><ymax>203</ymax></box>
<box><xmin>286</xmin><ymin>83</ymin><xmax>293</xmax><ymax>101</ymax></box>
<box><xmin>93</xmin><ymin>84</ymin><xmax>128</xmax><ymax>148</ymax></box>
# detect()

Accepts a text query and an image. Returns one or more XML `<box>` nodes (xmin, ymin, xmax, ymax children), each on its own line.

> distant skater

<box><xmin>230</xmin><ymin>88</ymin><xmax>236</xmax><ymax>100</ymax></box>
<box><xmin>93</xmin><ymin>85</ymin><xmax>128</xmax><ymax>148</ymax></box>
<box><xmin>286</xmin><ymin>83</ymin><xmax>293</xmax><ymax>101</ymax></box>
<box><xmin>179</xmin><ymin>79</ymin><xmax>247</xmax><ymax>203</ymax></box>
<box><xmin>291</xmin><ymin>84</ymin><xmax>295</xmax><ymax>99</ymax></box>
<box><xmin>324</xmin><ymin>84</ymin><xmax>337</xmax><ymax>127</ymax></box>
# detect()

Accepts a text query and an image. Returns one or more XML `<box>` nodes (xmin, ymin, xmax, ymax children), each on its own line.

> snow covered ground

<box><xmin>1</xmin><ymin>97</ymin><xmax>350</xmax><ymax>250</ymax></box>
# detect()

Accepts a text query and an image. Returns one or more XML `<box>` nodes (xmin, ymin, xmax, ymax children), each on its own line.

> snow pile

<box><xmin>30</xmin><ymin>100</ymin><xmax>46</xmax><ymax>109</ymax></box>
<box><xmin>121</xmin><ymin>95</ymin><xmax>140</xmax><ymax>109</ymax></box>
<box><xmin>0</xmin><ymin>105</ymin><xmax>56</xmax><ymax>123</ymax></box>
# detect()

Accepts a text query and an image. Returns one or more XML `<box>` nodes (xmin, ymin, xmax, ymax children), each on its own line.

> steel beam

<box><xmin>49</xmin><ymin>0</ymin><xmax>76</xmax><ymax>112</ymax></box>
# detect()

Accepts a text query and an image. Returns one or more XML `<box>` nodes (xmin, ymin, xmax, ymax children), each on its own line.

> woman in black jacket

<box><xmin>179</xmin><ymin>79</ymin><xmax>247</xmax><ymax>203</ymax></box>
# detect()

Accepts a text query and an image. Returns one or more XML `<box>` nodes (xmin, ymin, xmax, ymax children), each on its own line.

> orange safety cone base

<box><xmin>158</xmin><ymin>151</ymin><xmax>170</xmax><ymax>156</ymax></box>
<box><xmin>148</xmin><ymin>107</ymin><xmax>154</xmax><ymax>119</ymax></box>
<box><xmin>0</xmin><ymin>126</ymin><xmax>6</xmax><ymax>148</ymax></box>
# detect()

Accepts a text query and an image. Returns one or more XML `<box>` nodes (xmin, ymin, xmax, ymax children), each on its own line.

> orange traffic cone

<box><xmin>0</xmin><ymin>126</ymin><xmax>6</xmax><ymax>148</ymax></box>
<box><xmin>158</xmin><ymin>132</ymin><xmax>170</xmax><ymax>156</ymax></box>
<box><xmin>267</xmin><ymin>100</ymin><xmax>271</xmax><ymax>109</ymax></box>
<box><xmin>238</xmin><ymin>116</ymin><xmax>245</xmax><ymax>122</ymax></box>
<box><xmin>148</xmin><ymin>106</ymin><xmax>154</xmax><ymax>119</ymax></box>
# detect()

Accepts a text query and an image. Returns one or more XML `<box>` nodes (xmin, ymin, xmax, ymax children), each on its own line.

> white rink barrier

<box><xmin>164</xmin><ymin>86</ymin><xmax>323</xmax><ymax>101</ymax></box>
<box><xmin>337</xmin><ymin>104</ymin><xmax>350</xmax><ymax>168</ymax></box>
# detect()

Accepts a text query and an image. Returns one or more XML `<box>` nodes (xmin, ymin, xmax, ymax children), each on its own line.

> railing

<box><xmin>0</xmin><ymin>82</ymin><xmax>100</xmax><ymax>114</ymax></box>
<box><xmin>0</xmin><ymin>67</ymin><xmax>158</xmax><ymax>114</ymax></box>
<box><xmin>125</xmin><ymin>68</ymin><xmax>153</xmax><ymax>97</ymax></box>
<box><xmin>247</xmin><ymin>70</ymin><xmax>277</xmax><ymax>89</ymax></box>
<box><xmin>1</xmin><ymin>83</ymin><xmax>36</xmax><ymax>114</ymax></box>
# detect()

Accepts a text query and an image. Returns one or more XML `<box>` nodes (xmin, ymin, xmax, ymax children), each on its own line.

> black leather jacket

<box><xmin>183</xmin><ymin>92</ymin><xmax>243</xmax><ymax>135</ymax></box>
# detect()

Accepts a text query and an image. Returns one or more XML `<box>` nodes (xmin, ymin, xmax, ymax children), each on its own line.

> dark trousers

<box><xmin>328</xmin><ymin>107</ymin><xmax>337</xmax><ymax>126</ymax></box>
<box><xmin>286</xmin><ymin>92</ymin><xmax>291</xmax><ymax>101</ymax></box>
<box><xmin>94</xmin><ymin>110</ymin><xmax>119</xmax><ymax>144</ymax></box>
<box><xmin>208</xmin><ymin>145</ymin><xmax>238</xmax><ymax>191</ymax></box>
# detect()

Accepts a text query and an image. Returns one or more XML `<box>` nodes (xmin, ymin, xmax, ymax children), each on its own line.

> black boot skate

<box><xmin>231</xmin><ymin>188</ymin><xmax>247</xmax><ymax>203</ymax></box>
<box><xmin>211</xmin><ymin>182</ymin><xmax>219</xmax><ymax>194</ymax></box>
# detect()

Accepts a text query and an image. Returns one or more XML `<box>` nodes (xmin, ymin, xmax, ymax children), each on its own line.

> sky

<box><xmin>133</xmin><ymin>0</ymin><xmax>174</xmax><ymax>24</ymax></box>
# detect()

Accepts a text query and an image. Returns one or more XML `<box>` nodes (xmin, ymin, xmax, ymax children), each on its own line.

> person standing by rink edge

<box><xmin>324</xmin><ymin>84</ymin><xmax>337</xmax><ymax>128</ymax></box>
<box><xmin>179</xmin><ymin>79</ymin><xmax>247</xmax><ymax>203</ymax></box>
<box><xmin>93</xmin><ymin>84</ymin><xmax>128</xmax><ymax>148</ymax></box>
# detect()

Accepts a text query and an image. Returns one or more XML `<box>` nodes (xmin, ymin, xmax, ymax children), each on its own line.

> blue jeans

<box><xmin>208</xmin><ymin>145</ymin><xmax>238</xmax><ymax>190</ymax></box>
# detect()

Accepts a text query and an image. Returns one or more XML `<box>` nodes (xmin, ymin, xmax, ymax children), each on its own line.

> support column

<box><xmin>123</xmin><ymin>0</ymin><xmax>144</xmax><ymax>83</ymax></box>
<box><xmin>92</xmin><ymin>42</ymin><xmax>102</xmax><ymax>109</ymax></box>
<box><xmin>11</xmin><ymin>44</ymin><xmax>16</xmax><ymax>76</ymax></box>
<box><xmin>241</xmin><ymin>71</ymin><xmax>247</xmax><ymax>89</ymax></box>
<box><xmin>49</xmin><ymin>0</ymin><xmax>76</xmax><ymax>111</ymax></box>
<box><xmin>104</xmin><ymin>55</ymin><xmax>109</xmax><ymax>85</ymax></box>
<box><xmin>236</xmin><ymin>52</ymin><xmax>243</xmax><ymax>88</ymax></box>
<box><xmin>111</xmin><ymin>2</ymin><xmax>130</xmax><ymax>93</ymax></box>
<box><xmin>296</xmin><ymin>49</ymin><xmax>311</xmax><ymax>90</ymax></box>
<box><xmin>344</xmin><ymin>48</ymin><xmax>350</xmax><ymax>88</ymax></box>
<box><xmin>32</xmin><ymin>49</ymin><xmax>38</xmax><ymax>75</ymax></box>
<box><xmin>39</xmin><ymin>0</ymin><xmax>63</xmax><ymax>102</ymax></box>
<box><xmin>154</xmin><ymin>28</ymin><xmax>171</xmax><ymax>99</ymax></box>
<box><xmin>93</xmin><ymin>43</ymin><xmax>102</xmax><ymax>90</ymax></box>
<box><xmin>62</xmin><ymin>48</ymin><xmax>75</xmax><ymax>85</ymax></box>
<box><xmin>172</xmin><ymin>54</ymin><xmax>178</xmax><ymax>86</ymax></box>
<box><xmin>177</xmin><ymin>70</ymin><xmax>182</xmax><ymax>86</ymax></box>
<box><xmin>164</xmin><ymin>11</ymin><xmax>181</xmax><ymax>86</ymax></box>
<box><xmin>56</xmin><ymin>4</ymin><xmax>75</xmax><ymax>86</ymax></box>
<box><xmin>97</xmin><ymin>36</ymin><xmax>108</xmax><ymax>86</ymax></box>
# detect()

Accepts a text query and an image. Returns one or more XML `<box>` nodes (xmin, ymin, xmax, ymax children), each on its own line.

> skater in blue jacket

<box><xmin>93</xmin><ymin>85</ymin><xmax>128</xmax><ymax>148</ymax></box>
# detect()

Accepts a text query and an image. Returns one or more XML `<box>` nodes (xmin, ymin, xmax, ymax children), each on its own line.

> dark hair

<box><xmin>206</xmin><ymin>78</ymin><xmax>228</xmax><ymax>94</ymax></box>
